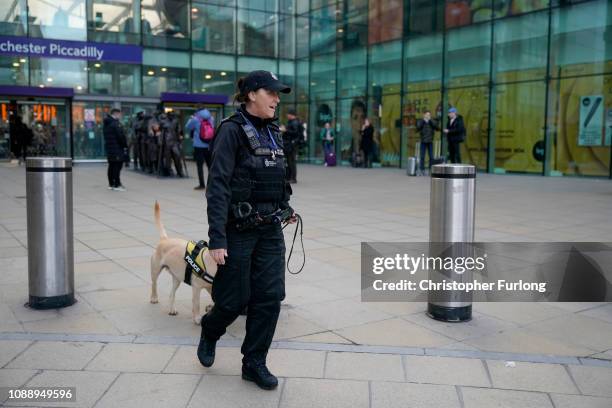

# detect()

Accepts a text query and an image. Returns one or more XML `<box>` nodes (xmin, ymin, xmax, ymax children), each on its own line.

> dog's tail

<box><xmin>154</xmin><ymin>201</ymin><xmax>168</xmax><ymax>240</ymax></box>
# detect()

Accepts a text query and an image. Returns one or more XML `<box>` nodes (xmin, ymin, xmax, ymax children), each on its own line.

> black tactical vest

<box><xmin>223</xmin><ymin>111</ymin><xmax>287</xmax><ymax>205</ymax></box>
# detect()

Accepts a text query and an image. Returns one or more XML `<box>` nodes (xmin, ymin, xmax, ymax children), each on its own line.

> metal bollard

<box><xmin>427</xmin><ymin>164</ymin><xmax>476</xmax><ymax>322</ymax></box>
<box><xmin>25</xmin><ymin>157</ymin><xmax>75</xmax><ymax>309</ymax></box>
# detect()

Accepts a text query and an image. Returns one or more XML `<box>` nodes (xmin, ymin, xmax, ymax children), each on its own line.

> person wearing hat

<box><xmin>443</xmin><ymin>107</ymin><xmax>466</xmax><ymax>163</ymax></box>
<box><xmin>198</xmin><ymin>70</ymin><xmax>296</xmax><ymax>390</ymax></box>
<box><xmin>281</xmin><ymin>107</ymin><xmax>302</xmax><ymax>183</ymax></box>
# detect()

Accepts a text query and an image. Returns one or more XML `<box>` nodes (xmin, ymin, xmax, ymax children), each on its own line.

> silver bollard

<box><xmin>427</xmin><ymin>164</ymin><xmax>476</xmax><ymax>322</ymax></box>
<box><xmin>26</xmin><ymin>157</ymin><xmax>75</xmax><ymax>309</ymax></box>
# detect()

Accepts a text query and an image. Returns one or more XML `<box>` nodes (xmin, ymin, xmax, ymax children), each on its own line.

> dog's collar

<box><xmin>184</xmin><ymin>240</ymin><xmax>214</xmax><ymax>285</ymax></box>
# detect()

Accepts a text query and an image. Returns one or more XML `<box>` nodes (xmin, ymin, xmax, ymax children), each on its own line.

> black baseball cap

<box><xmin>240</xmin><ymin>70</ymin><xmax>291</xmax><ymax>94</ymax></box>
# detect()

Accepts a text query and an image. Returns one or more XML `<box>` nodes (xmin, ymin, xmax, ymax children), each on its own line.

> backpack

<box><xmin>199</xmin><ymin>118</ymin><xmax>214</xmax><ymax>142</ymax></box>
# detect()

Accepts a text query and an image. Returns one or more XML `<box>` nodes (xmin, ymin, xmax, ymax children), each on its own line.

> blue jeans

<box><xmin>323</xmin><ymin>141</ymin><xmax>333</xmax><ymax>157</ymax></box>
<box><xmin>419</xmin><ymin>142</ymin><xmax>433</xmax><ymax>170</ymax></box>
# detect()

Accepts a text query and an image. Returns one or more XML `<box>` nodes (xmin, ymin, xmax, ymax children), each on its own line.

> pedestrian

<box><xmin>416</xmin><ymin>110</ymin><xmax>439</xmax><ymax>174</ymax></box>
<box><xmin>443</xmin><ymin>107</ymin><xmax>466</xmax><ymax>164</ymax></box>
<box><xmin>185</xmin><ymin>108</ymin><xmax>215</xmax><ymax>190</ymax></box>
<box><xmin>360</xmin><ymin>117</ymin><xmax>374</xmax><ymax>168</ymax></box>
<box><xmin>103</xmin><ymin>108</ymin><xmax>128</xmax><ymax>191</ymax></box>
<box><xmin>281</xmin><ymin>108</ymin><xmax>301</xmax><ymax>183</ymax></box>
<box><xmin>198</xmin><ymin>70</ymin><xmax>296</xmax><ymax>390</ymax></box>
<box><xmin>320</xmin><ymin>122</ymin><xmax>335</xmax><ymax>166</ymax></box>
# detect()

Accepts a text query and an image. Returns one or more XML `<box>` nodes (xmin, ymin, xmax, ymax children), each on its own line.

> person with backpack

<box><xmin>185</xmin><ymin>108</ymin><xmax>215</xmax><ymax>190</ymax></box>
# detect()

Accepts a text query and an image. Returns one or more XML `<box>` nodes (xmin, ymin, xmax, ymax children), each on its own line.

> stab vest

<box><xmin>222</xmin><ymin>112</ymin><xmax>288</xmax><ymax>206</ymax></box>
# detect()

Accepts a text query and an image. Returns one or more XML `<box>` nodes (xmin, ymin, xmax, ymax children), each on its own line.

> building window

<box><xmin>0</xmin><ymin>56</ymin><xmax>28</xmax><ymax>86</ymax></box>
<box><xmin>29</xmin><ymin>57</ymin><xmax>87</xmax><ymax>93</ymax></box>
<box><xmin>141</xmin><ymin>0</ymin><xmax>190</xmax><ymax>50</ymax></box>
<box><xmin>191</xmin><ymin>3</ymin><xmax>235</xmax><ymax>54</ymax></box>
<box><xmin>238</xmin><ymin>9</ymin><xmax>277</xmax><ymax>58</ymax></box>
<box><xmin>89</xmin><ymin>0</ymin><xmax>140</xmax><ymax>44</ymax></box>
<box><xmin>28</xmin><ymin>0</ymin><xmax>87</xmax><ymax>41</ymax></box>
<box><xmin>89</xmin><ymin>62</ymin><xmax>141</xmax><ymax>96</ymax></box>
<box><xmin>0</xmin><ymin>0</ymin><xmax>27</xmax><ymax>36</ymax></box>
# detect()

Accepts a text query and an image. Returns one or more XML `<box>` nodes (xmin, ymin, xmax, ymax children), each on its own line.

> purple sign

<box><xmin>0</xmin><ymin>36</ymin><xmax>142</xmax><ymax>64</ymax></box>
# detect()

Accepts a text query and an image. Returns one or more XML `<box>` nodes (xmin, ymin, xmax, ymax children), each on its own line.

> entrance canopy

<box><xmin>0</xmin><ymin>85</ymin><xmax>74</xmax><ymax>98</ymax></box>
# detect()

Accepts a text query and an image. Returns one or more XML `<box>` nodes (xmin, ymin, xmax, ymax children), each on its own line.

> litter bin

<box><xmin>26</xmin><ymin>157</ymin><xmax>75</xmax><ymax>309</ymax></box>
<box><xmin>427</xmin><ymin>164</ymin><xmax>475</xmax><ymax>322</ymax></box>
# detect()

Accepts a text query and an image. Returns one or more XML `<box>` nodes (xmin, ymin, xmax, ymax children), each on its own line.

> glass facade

<box><xmin>0</xmin><ymin>0</ymin><xmax>609</xmax><ymax>177</ymax></box>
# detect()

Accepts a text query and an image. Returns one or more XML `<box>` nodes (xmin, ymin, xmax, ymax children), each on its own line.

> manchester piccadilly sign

<box><xmin>0</xmin><ymin>36</ymin><xmax>142</xmax><ymax>64</ymax></box>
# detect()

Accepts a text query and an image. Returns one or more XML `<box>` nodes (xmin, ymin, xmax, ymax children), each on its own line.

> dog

<box><xmin>150</xmin><ymin>201</ymin><xmax>218</xmax><ymax>324</ymax></box>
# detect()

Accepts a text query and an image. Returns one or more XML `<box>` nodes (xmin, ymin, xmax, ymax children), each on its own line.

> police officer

<box><xmin>198</xmin><ymin>70</ymin><xmax>295</xmax><ymax>390</ymax></box>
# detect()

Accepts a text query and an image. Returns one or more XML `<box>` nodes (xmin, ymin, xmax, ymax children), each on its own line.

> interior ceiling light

<box><xmin>94</xmin><ymin>63</ymin><xmax>101</xmax><ymax>68</ymax></box>
<box><xmin>337</xmin><ymin>28</ymin><xmax>344</xmax><ymax>33</ymax></box>
<box><xmin>46</xmin><ymin>77</ymin><xmax>53</xmax><ymax>82</ymax></box>
<box><xmin>19</xmin><ymin>58</ymin><xmax>26</xmax><ymax>63</ymax></box>
<box><xmin>161</xmin><ymin>67</ymin><xmax>167</xmax><ymax>72</ymax></box>
<box><xmin>205</xmin><ymin>74</ymin><xmax>212</xmax><ymax>79</ymax></box>
<box><xmin>148</xmin><ymin>70</ymin><xmax>155</xmax><ymax>75</ymax></box>
<box><xmin>220</xmin><ymin>71</ymin><xmax>227</xmax><ymax>76</ymax></box>
<box><xmin>12</xmin><ymin>62</ymin><xmax>19</xmax><ymax>67</ymax></box>
<box><xmin>192</xmin><ymin>7</ymin><xmax>198</xmax><ymax>13</ymax></box>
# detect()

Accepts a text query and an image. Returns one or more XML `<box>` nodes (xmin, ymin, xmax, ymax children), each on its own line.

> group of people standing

<box><xmin>416</xmin><ymin>107</ymin><xmax>466</xmax><ymax>173</ymax></box>
<box><xmin>320</xmin><ymin>117</ymin><xmax>376</xmax><ymax>168</ymax></box>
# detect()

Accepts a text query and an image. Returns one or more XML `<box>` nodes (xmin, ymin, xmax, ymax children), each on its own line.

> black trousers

<box><xmin>193</xmin><ymin>147</ymin><xmax>212</xmax><ymax>187</ymax></box>
<box><xmin>107</xmin><ymin>159</ymin><xmax>123</xmax><ymax>187</ymax></box>
<box><xmin>448</xmin><ymin>141</ymin><xmax>462</xmax><ymax>164</ymax></box>
<box><xmin>201</xmin><ymin>223</ymin><xmax>285</xmax><ymax>363</ymax></box>
<box><xmin>285</xmin><ymin>149</ymin><xmax>297</xmax><ymax>181</ymax></box>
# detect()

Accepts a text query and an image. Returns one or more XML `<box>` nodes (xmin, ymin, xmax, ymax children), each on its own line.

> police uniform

<box><xmin>202</xmin><ymin>104</ymin><xmax>292</xmax><ymax>366</ymax></box>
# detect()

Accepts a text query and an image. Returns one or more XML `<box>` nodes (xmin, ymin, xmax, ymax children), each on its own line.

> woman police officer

<box><xmin>198</xmin><ymin>70</ymin><xmax>295</xmax><ymax>390</ymax></box>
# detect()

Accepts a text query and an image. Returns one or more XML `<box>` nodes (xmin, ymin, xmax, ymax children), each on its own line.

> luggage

<box><xmin>407</xmin><ymin>156</ymin><xmax>417</xmax><ymax>176</ymax></box>
<box><xmin>325</xmin><ymin>152</ymin><xmax>336</xmax><ymax>167</ymax></box>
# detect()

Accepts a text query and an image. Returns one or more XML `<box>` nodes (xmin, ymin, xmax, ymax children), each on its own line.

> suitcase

<box><xmin>407</xmin><ymin>157</ymin><xmax>417</xmax><ymax>176</ymax></box>
<box><xmin>325</xmin><ymin>152</ymin><xmax>336</xmax><ymax>167</ymax></box>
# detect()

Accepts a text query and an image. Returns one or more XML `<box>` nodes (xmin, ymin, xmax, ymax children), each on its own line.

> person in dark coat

<box><xmin>443</xmin><ymin>107</ymin><xmax>466</xmax><ymax>164</ymax></box>
<box><xmin>416</xmin><ymin>110</ymin><xmax>439</xmax><ymax>173</ymax></box>
<box><xmin>103</xmin><ymin>108</ymin><xmax>128</xmax><ymax>190</ymax></box>
<box><xmin>281</xmin><ymin>108</ymin><xmax>302</xmax><ymax>183</ymax></box>
<box><xmin>360</xmin><ymin>118</ymin><xmax>374</xmax><ymax>168</ymax></box>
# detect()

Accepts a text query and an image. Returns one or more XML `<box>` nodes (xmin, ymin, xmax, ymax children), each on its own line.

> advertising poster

<box><xmin>578</xmin><ymin>95</ymin><xmax>604</xmax><ymax>146</ymax></box>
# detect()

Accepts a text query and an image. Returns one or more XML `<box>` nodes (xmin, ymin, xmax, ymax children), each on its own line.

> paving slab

<box><xmin>460</xmin><ymin>387</ymin><xmax>553</xmax><ymax>408</ymax></box>
<box><xmin>86</xmin><ymin>343</ymin><xmax>177</xmax><ymax>373</ymax></box>
<box><xmin>325</xmin><ymin>351</ymin><xmax>404</xmax><ymax>381</ymax></box>
<box><xmin>163</xmin><ymin>345</ymin><xmax>243</xmax><ymax>375</ymax></box>
<box><xmin>7</xmin><ymin>341</ymin><xmax>103</xmax><ymax>370</ymax></box>
<box><xmin>187</xmin><ymin>374</ymin><xmax>283</xmax><ymax>408</ymax></box>
<box><xmin>486</xmin><ymin>360</ymin><xmax>579</xmax><ymax>394</ymax></box>
<box><xmin>371</xmin><ymin>381</ymin><xmax>461</xmax><ymax>408</ymax></box>
<box><xmin>280</xmin><ymin>378</ymin><xmax>369</xmax><ymax>408</ymax></box>
<box><xmin>567</xmin><ymin>365</ymin><xmax>612</xmax><ymax>397</ymax></box>
<box><xmin>0</xmin><ymin>340</ymin><xmax>31</xmax><ymax>367</ymax></box>
<box><xmin>404</xmin><ymin>355</ymin><xmax>490</xmax><ymax>387</ymax></box>
<box><xmin>95</xmin><ymin>372</ymin><xmax>200</xmax><ymax>408</ymax></box>
<box><xmin>550</xmin><ymin>394</ymin><xmax>612</xmax><ymax>408</ymax></box>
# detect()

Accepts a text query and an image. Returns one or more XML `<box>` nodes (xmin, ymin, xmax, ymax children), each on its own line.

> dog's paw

<box><xmin>205</xmin><ymin>304</ymin><xmax>213</xmax><ymax>313</ymax></box>
<box><xmin>168</xmin><ymin>310</ymin><xmax>178</xmax><ymax>316</ymax></box>
<box><xmin>150</xmin><ymin>298</ymin><xmax>159</xmax><ymax>304</ymax></box>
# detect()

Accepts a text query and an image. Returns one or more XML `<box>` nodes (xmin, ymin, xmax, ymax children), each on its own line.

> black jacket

<box><xmin>103</xmin><ymin>114</ymin><xmax>127</xmax><ymax>160</ymax></box>
<box><xmin>360</xmin><ymin>125</ymin><xmax>374</xmax><ymax>152</ymax></box>
<box><xmin>282</xmin><ymin>118</ymin><xmax>302</xmax><ymax>154</ymax></box>
<box><xmin>206</xmin><ymin>107</ymin><xmax>290</xmax><ymax>250</ymax></box>
<box><xmin>416</xmin><ymin>118</ymin><xmax>439</xmax><ymax>143</ymax></box>
<box><xmin>446</xmin><ymin>115</ymin><xmax>466</xmax><ymax>143</ymax></box>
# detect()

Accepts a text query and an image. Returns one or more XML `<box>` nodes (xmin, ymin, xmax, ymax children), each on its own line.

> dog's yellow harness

<box><xmin>184</xmin><ymin>240</ymin><xmax>214</xmax><ymax>286</ymax></box>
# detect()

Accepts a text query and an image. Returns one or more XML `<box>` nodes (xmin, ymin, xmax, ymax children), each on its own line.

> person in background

<box><xmin>281</xmin><ymin>108</ymin><xmax>302</xmax><ymax>183</ymax></box>
<box><xmin>103</xmin><ymin>108</ymin><xmax>128</xmax><ymax>191</ymax></box>
<box><xmin>185</xmin><ymin>108</ymin><xmax>215</xmax><ymax>190</ymax></box>
<box><xmin>443</xmin><ymin>107</ymin><xmax>466</xmax><ymax>164</ymax></box>
<box><xmin>416</xmin><ymin>110</ymin><xmax>439</xmax><ymax>174</ymax></box>
<box><xmin>360</xmin><ymin>117</ymin><xmax>374</xmax><ymax>168</ymax></box>
<box><xmin>320</xmin><ymin>122</ymin><xmax>334</xmax><ymax>166</ymax></box>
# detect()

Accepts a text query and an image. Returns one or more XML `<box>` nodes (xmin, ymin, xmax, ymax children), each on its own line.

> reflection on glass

<box><xmin>142</xmin><ymin>0</ymin><xmax>189</xmax><ymax>49</ymax></box>
<box><xmin>408</xmin><ymin>0</ymin><xmax>443</xmax><ymax>35</ymax></box>
<box><xmin>90</xmin><ymin>0</ymin><xmax>140</xmax><ymax>44</ymax></box>
<box><xmin>368</xmin><ymin>0</ymin><xmax>402</xmax><ymax>45</ymax></box>
<box><xmin>30</xmin><ymin>58</ymin><xmax>87</xmax><ymax>92</ymax></box>
<box><xmin>0</xmin><ymin>0</ymin><xmax>27</xmax><ymax>36</ymax></box>
<box><xmin>278</xmin><ymin>15</ymin><xmax>295</xmax><ymax>59</ymax></box>
<box><xmin>142</xmin><ymin>66</ymin><xmax>189</xmax><ymax>97</ymax></box>
<box><xmin>192</xmin><ymin>3</ymin><xmax>235</xmax><ymax>54</ymax></box>
<box><xmin>404</xmin><ymin>34</ymin><xmax>443</xmax><ymax>92</ymax></box>
<box><xmin>310</xmin><ymin>5</ymin><xmax>336</xmax><ymax>55</ymax></box>
<box><xmin>192</xmin><ymin>69</ymin><xmax>235</xmax><ymax>96</ymax></box>
<box><xmin>338</xmin><ymin>48</ymin><xmax>367</xmax><ymax>98</ymax></box>
<box><xmin>72</xmin><ymin>101</ymin><xmax>112</xmax><ymax>159</ymax></box>
<box><xmin>446</xmin><ymin>23</ymin><xmax>491</xmax><ymax>88</ymax></box>
<box><xmin>0</xmin><ymin>56</ymin><xmax>28</xmax><ymax>86</ymax></box>
<box><xmin>238</xmin><ymin>0</ymin><xmax>277</xmax><ymax>12</ymax></box>
<box><xmin>29</xmin><ymin>0</ymin><xmax>87</xmax><ymax>41</ymax></box>
<box><xmin>310</xmin><ymin>53</ymin><xmax>336</xmax><ymax>100</ymax></box>
<box><xmin>338</xmin><ymin>0</ymin><xmax>368</xmax><ymax>50</ymax></box>
<box><xmin>237</xmin><ymin>9</ymin><xmax>277</xmax><ymax>58</ymax></box>
<box><xmin>493</xmin><ymin>82</ymin><xmax>545</xmax><ymax>174</ymax></box>
<box><xmin>89</xmin><ymin>62</ymin><xmax>141</xmax><ymax>96</ymax></box>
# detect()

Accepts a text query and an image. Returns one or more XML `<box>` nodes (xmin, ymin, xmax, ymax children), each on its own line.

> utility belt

<box><xmin>231</xmin><ymin>202</ymin><xmax>294</xmax><ymax>232</ymax></box>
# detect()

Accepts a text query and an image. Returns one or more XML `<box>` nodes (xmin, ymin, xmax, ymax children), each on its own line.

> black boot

<box><xmin>242</xmin><ymin>359</ymin><xmax>278</xmax><ymax>390</ymax></box>
<box><xmin>197</xmin><ymin>330</ymin><xmax>216</xmax><ymax>368</ymax></box>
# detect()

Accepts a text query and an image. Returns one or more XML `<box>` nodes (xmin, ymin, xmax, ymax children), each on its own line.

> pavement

<box><xmin>0</xmin><ymin>161</ymin><xmax>611</xmax><ymax>408</ymax></box>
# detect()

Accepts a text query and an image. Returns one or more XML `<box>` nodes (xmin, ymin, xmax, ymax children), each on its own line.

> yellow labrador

<box><xmin>150</xmin><ymin>201</ymin><xmax>217</xmax><ymax>324</ymax></box>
